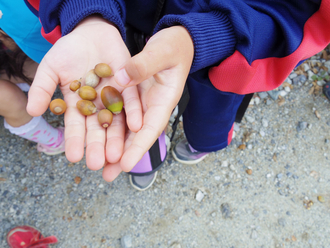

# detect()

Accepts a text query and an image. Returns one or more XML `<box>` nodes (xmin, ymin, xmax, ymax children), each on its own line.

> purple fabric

<box><xmin>130</xmin><ymin>131</ymin><xmax>166</xmax><ymax>173</ymax></box>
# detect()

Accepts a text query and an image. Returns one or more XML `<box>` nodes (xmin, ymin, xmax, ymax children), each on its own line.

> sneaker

<box><xmin>37</xmin><ymin>127</ymin><xmax>65</xmax><ymax>156</ymax></box>
<box><xmin>129</xmin><ymin>132</ymin><xmax>170</xmax><ymax>191</ymax></box>
<box><xmin>172</xmin><ymin>139</ymin><xmax>209</xmax><ymax>164</ymax></box>
<box><xmin>7</xmin><ymin>225</ymin><xmax>58</xmax><ymax>248</ymax></box>
<box><xmin>323</xmin><ymin>81</ymin><xmax>330</xmax><ymax>101</ymax></box>
<box><xmin>129</xmin><ymin>171</ymin><xmax>158</xmax><ymax>191</ymax></box>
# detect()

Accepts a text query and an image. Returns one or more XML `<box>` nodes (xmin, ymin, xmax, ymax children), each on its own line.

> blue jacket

<box><xmin>24</xmin><ymin>0</ymin><xmax>330</xmax><ymax>93</ymax></box>
<box><xmin>0</xmin><ymin>0</ymin><xmax>52</xmax><ymax>63</ymax></box>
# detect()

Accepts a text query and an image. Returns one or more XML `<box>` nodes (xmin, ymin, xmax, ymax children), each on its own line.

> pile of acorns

<box><xmin>49</xmin><ymin>63</ymin><xmax>123</xmax><ymax>128</ymax></box>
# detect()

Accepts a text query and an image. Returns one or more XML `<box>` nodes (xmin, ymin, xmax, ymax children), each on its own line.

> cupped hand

<box><xmin>26</xmin><ymin>16</ymin><xmax>143</xmax><ymax>172</ymax></box>
<box><xmin>104</xmin><ymin>25</ymin><xmax>194</xmax><ymax>177</ymax></box>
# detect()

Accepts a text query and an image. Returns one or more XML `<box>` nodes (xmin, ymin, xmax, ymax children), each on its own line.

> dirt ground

<box><xmin>1</xmin><ymin>53</ymin><xmax>330</xmax><ymax>247</ymax></box>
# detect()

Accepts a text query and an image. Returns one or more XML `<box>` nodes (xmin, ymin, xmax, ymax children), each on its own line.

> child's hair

<box><xmin>0</xmin><ymin>31</ymin><xmax>33</xmax><ymax>85</ymax></box>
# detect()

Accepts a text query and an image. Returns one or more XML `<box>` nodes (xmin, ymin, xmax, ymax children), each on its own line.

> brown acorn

<box><xmin>98</xmin><ymin>109</ymin><xmax>113</xmax><ymax>128</ymax></box>
<box><xmin>101</xmin><ymin>86</ymin><xmax>123</xmax><ymax>114</ymax></box>
<box><xmin>49</xmin><ymin>99</ymin><xmax>67</xmax><ymax>115</ymax></box>
<box><xmin>94</xmin><ymin>63</ymin><xmax>113</xmax><ymax>78</ymax></box>
<box><xmin>78</xmin><ymin>85</ymin><xmax>97</xmax><ymax>101</ymax></box>
<box><xmin>85</xmin><ymin>69</ymin><xmax>100</xmax><ymax>88</ymax></box>
<box><xmin>76</xmin><ymin>100</ymin><xmax>97</xmax><ymax>116</ymax></box>
<box><xmin>69</xmin><ymin>79</ymin><xmax>81</xmax><ymax>92</ymax></box>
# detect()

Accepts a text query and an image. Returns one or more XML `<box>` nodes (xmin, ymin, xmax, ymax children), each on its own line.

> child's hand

<box><xmin>26</xmin><ymin>16</ymin><xmax>142</xmax><ymax>175</ymax></box>
<box><xmin>109</xmin><ymin>25</ymin><xmax>194</xmax><ymax>176</ymax></box>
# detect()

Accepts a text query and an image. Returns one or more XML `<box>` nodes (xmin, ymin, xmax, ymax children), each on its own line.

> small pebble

<box><xmin>268</xmin><ymin>90</ymin><xmax>281</xmax><ymax>100</ymax></box>
<box><xmin>238</xmin><ymin>144</ymin><xmax>246</xmax><ymax>150</ymax></box>
<box><xmin>195</xmin><ymin>190</ymin><xmax>205</xmax><ymax>202</ymax></box>
<box><xmin>262</xmin><ymin>119</ymin><xmax>269</xmax><ymax>127</ymax></box>
<box><xmin>289</xmin><ymin>72</ymin><xmax>298</xmax><ymax>79</ymax></box>
<box><xmin>121</xmin><ymin>235</ymin><xmax>132</xmax><ymax>248</ymax></box>
<box><xmin>221</xmin><ymin>161</ymin><xmax>228</xmax><ymax>167</ymax></box>
<box><xmin>245</xmin><ymin>115</ymin><xmax>255</xmax><ymax>123</ymax></box>
<box><xmin>254</xmin><ymin>97</ymin><xmax>261</xmax><ymax>105</ymax></box>
<box><xmin>297</xmin><ymin>121</ymin><xmax>308</xmax><ymax>132</ymax></box>
<box><xmin>250</xmin><ymin>229</ymin><xmax>258</xmax><ymax>239</ymax></box>
<box><xmin>278</xmin><ymin>218</ymin><xmax>286</xmax><ymax>227</ymax></box>
<box><xmin>276</xmin><ymin>173</ymin><xmax>283</xmax><ymax>179</ymax></box>
<box><xmin>74</xmin><ymin>176</ymin><xmax>82</xmax><ymax>184</ymax></box>
<box><xmin>279</xmin><ymin>90</ymin><xmax>287</xmax><ymax>97</ymax></box>
<box><xmin>220</xmin><ymin>203</ymin><xmax>232</xmax><ymax>219</ymax></box>
<box><xmin>259</xmin><ymin>130</ymin><xmax>266</xmax><ymax>137</ymax></box>
<box><xmin>258</xmin><ymin>92</ymin><xmax>268</xmax><ymax>99</ymax></box>
<box><xmin>317</xmin><ymin>196</ymin><xmax>325</xmax><ymax>203</ymax></box>
<box><xmin>266</xmin><ymin>99</ymin><xmax>272</xmax><ymax>105</ymax></box>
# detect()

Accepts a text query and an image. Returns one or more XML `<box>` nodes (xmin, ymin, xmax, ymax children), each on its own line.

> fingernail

<box><xmin>116</xmin><ymin>68</ymin><xmax>131</xmax><ymax>86</ymax></box>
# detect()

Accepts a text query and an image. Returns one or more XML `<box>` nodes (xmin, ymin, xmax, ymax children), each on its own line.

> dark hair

<box><xmin>0</xmin><ymin>32</ymin><xmax>33</xmax><ymax>85</ymax></box>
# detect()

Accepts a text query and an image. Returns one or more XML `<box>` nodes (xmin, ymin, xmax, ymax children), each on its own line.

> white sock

<box><xmin>16</xmin><ymin>83</ymin><xmax>31</xmax><ymax>92</ymax></box>
<box><xmin>4</xmin><ymin>116</ymin><xmax>63</xmax><ymax>147</ymax></box>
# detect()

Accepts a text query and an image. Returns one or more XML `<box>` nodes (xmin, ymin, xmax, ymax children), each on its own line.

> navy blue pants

<box><xmin>183</xmin><ymin>70</ymin><xmax>245</xmax><ymax>152</ymax></box>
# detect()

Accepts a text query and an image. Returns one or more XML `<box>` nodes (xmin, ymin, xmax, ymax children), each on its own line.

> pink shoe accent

<box><xmin>37</xmin><ymin>127</ymin><xmax>65</xmax><ymax>156</ymax></box>
<box><xmin>6</xmin><ymin>225</ymin><xmax>58</xmax><ymax>248</ymax></box>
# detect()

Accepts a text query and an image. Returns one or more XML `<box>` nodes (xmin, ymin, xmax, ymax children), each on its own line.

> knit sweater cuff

<box><xmin>154</xmin><ymin>12</ymin><xmax>236</xmax><ymax>73</ymax></box>
<box><xmin>59</xmin><ymin>0</ymin><xmax>126</xmax><ymax>40</ymax></box>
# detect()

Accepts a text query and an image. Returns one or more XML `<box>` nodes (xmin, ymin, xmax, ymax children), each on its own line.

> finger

<box><xmin>121</xmin><ymin>86</ymin><xmax>142</xmax><ymax>132</ymax></box>
<box><xmin>120</xmin><ymin>105</ymin><xmax>171</xmax><ymax>172</ymax></box>
<box><xmin>85</xmin><ymin>112</ymin><xmax>106</xmax><ymax>170</ymax></box>
<box><xmin>63</xmin><ymin>93</ymin><xmax>86</xmax><ymax>163</ymax></box>
<box><xmin>114</xmin><ymin>34</ymin><xmax>175</xmax><ymax>87</ymax></box>
<box><xmin>105</xmin><ymin>111</ymin><xmax>126</xmax><ymax>164</ymax></box>
<box><xmin>102</xmin><ymin>162</ymin><xmax>123</xmax><ymax>182</ymax></box>
<box><xmin>27</xmin><ymin>62</ymin><xmax>59</xmax><ymax>116</ymax></box>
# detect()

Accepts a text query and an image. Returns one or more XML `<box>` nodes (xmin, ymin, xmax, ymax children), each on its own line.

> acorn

<box><xmin>98</xmin><ymin>109</ymin><xmax>113</xmax><ymax>128</ymax></box>
<box><xmin>49</xmin><ymin>98</ymin><xmax>67</xmax><ymax>115</ymax></box>
<box><xmin>76</xmin><ymin>100</ymin><xmax>97</xmax><ymax>116</ymax></box>
<box><xmin>78</xmin><ymin>85</ymin><xmax>97</xmax><ymax>101</ymax></box>
<box><xmin>94</xmin><ymin>63</ymin><xmax>113</xmax><ymax>78</ymax></box>
<box><xmin>101</xmin><ymin>86</ymin><xmax>123</xmax><ymax>114</ymax></box>
<box><xmin>69</xmin><ymin>79</ymin><xmax>81</xmax><ymax>92</ymax></box>
<box><xmin>85</xmin><ymin>69</ymin><xmax>100</xmax><ymax>88</ymax></box>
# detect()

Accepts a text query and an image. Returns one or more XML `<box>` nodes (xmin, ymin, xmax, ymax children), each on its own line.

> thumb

<box><xmin>27</xmin><ymin>62</ymin><xmax>59</xmax><ymax>116</ymax></box>
<box><xmin>114</xmin><ymin>32</ymin><xmax>177</xmax><ymax>87</ymax></box>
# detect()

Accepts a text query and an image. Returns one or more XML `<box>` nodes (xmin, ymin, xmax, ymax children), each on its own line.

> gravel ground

<box><xmin>1</xmin><ymin>49</ymin><xmax>330</xmax><ymax>248</ymax></box>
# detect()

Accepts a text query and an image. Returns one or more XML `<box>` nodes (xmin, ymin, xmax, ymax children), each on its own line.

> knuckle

<box><xmin>131</xmin><ymin>56</ymin><xmax>148</xmax><ymax>79</ymax></box>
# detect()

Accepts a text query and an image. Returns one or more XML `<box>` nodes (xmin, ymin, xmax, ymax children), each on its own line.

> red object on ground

<box><xmin>7</xmin><ymin>225</ymin><xmax>58</xmax><ymax>248</ymax></box>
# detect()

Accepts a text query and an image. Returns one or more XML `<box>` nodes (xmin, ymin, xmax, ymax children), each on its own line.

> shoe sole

<box><xmin>129</xmin><ymin>171</ymin><xmax>158</xmax><ymax>191</ymax></box>
<box><xmin>171</xmin><ymin>149</ymin><xmax>208</xmax><ymax>165</ymax></box>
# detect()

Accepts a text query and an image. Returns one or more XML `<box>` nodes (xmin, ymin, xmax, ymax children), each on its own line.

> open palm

<box><xmin>27</xmin><ymin>17</ymin><xmax>142</xmax><ymax>172</ymax></box>
<box><xmin>102</xmin><ymin>26</ymin><xmax>194</xmax><ymax>179</ymax></box>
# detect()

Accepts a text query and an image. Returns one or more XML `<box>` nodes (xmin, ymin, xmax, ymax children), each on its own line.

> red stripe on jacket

<box><xmin>41</xmin><ymin>25</ymin><xmax>62</xmax><ymax>44</ymax></box>
<box><xmin>26</xmin><ymin>0</ymin><xmax>40</xmax><ymax>11</ymax></box>
<box><xmin>209</xmin><ymin>1</ymin><xmax>330</xmax><ymax>95</ymax></box>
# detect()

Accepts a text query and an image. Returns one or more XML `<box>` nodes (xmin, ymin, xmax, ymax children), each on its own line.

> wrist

<box><xmin>59</xmin><ymin>0</ymin><xmax>126</xmax><ymax>40</ymax></box>
<box><xmin>154</xmin><ymin>12</ymin><xmax>236</xmax><ymax>73</ymax></box>
<box><xmin>72</xmin><ymin>15</ymin><xmax>122</xmax><ymax>40</ymax></box>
